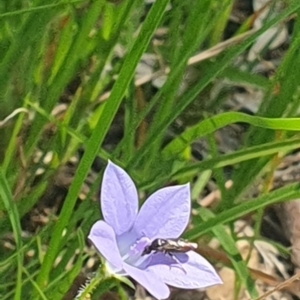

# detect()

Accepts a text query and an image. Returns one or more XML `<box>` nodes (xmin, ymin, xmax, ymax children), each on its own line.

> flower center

<box><xmin>121</xmin><ymin>236</ymin><xmax>151</xmax><ymax>267</ymax></box>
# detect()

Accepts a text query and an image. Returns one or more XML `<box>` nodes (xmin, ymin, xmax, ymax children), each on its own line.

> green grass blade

<box><xmin>46</xmin><ymin>231</ymin><xmax>85</xmax><ymax>299</ymax></box>
<box><xmin>0</xmin><ymin>1</ymin><xmax>84</xmax><ymax>18</ymax></box>
<box><xmin>22</xmin><ymin>267</ymin><xmax>48</xmax><ymax>300</ymax></box>
<box><xmin>173</xmin><ymin>138</ymin><xmax>300</xmax><ymax>179</ymax></box>
<box><xmin>139</xmin><ymin>137</ymin><xmax>300</xmax><ymax>190</ymax></box>
<box><xmin>162</xmin><ymin>112</ymin><xmax>300</xmax><ymax>158</ymax></box>
<box><xmin>0</xmin><ymin>168</ymin><xmax>23</xmax><ymax>300</ymax></box>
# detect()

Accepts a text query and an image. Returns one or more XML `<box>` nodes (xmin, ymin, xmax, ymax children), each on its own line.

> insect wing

<box><xmin>161</xmin><ymin>239</ymin><xmax>180</xmax><ymax>251</ymax></box>
<box><xmin>176</xmin><ymin>239</ymin><xmax>198</xmax><ymax>252</ymax></box>
<box><xmin>142</xmin><ymin>238</ymin><xmax>198</xmax><ymax>256</ymax></box>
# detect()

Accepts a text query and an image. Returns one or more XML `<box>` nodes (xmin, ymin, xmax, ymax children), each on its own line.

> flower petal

<box><xmin>88</xmin><ymin>220</ymin><xmax>123</xmax><ymax>272</ymax></box>
<box><xmin>124</xmin><ymin>262</ymin><xmax>170</xmax><ymax>300</ymax></box>
<box><xmin>101</xmin><ymin>161</ymin><xmax>138</xmax><ymax>235</ymax></box>
<box><xmin>147</xmin><ymin>251</ymin><xmax>222</xmax><ymax>289</ymax></box>
<box><xmin>134</xmin><ymin>184</ymin><xmax>190</xmax><ymax>239</ymax></box>
<box><xmin>146</xmin><ymin>252</ymin><xmax>189</xmax><ymax>267</ymax></box>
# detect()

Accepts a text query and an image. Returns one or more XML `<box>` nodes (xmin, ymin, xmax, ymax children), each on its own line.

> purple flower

<box><xmin>88</xmin><ymin>161</ymin><xmax>222</xmax><ymax>299</ymax></box>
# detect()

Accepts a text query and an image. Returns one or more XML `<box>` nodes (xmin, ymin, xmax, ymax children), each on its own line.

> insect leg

<box><xmin>166</xmin><ymin>252</ymin><xmax>187</xmax><ymax>274</ymax></box>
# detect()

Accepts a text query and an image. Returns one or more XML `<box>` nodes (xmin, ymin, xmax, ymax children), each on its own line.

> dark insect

<box><xmin>142</xmin><ymin>238</ymin><xmax>197</xmax><ymax>256</ymax></box>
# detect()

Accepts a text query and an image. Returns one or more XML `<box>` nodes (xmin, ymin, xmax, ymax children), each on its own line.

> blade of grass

<box><xmin>220</xmin><ymin>66</ymin><xmax>270</xmax><ymax>90</ymax></box>
<box><xmin>208</xmin><ymin>0</ymin><xmax>234</xmax><ymax>46</ymax></box>
<box><xmin>22</xmin><ymin>267</ymin><xmax>48</xmax><ymax>300</ymax></box>
<box><xmin>162</xmin><ymin>112</ymin><xmax>300</xmax><ymax>158</ymax></box>
<box><xmin>0</xmin><ymin>168</ymin><xmax>23</xmax><ymax>300</ymax></box>
<box><xmin>191</xmin><ymin>170</ymin><xmax>212</xmax><ymax>201</ymax></box>
<box><xmin>139</xmin><ymin>137</ymin><xmax>300</xmax><ymax>190</ymax></box>
<box><xmin>46</xmin><ymin>230</ymin><xmax>85</xmax><ymax>299</ymax></box>
<box><xmin>0</xmin><ymin>0</ymin><xmax>85</xmax><ymax>18</ymax></box>
<box><xmin>2</xmin><ymin>100</ymin><xmax>29</xmax><ymax>172</ymax></box>
<box><xmin>173</xmin><ymin>137</ymin><xmax>300</xmax><ymax>179</ymax></box>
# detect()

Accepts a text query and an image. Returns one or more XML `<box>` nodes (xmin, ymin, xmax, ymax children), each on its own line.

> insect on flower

<box><xmin>142</xmin><ymin>238</ymin><xmax>198</xmax><ymax>256</ymax></box>
<box><xmin>88</xmin><ymin>161</ymin><xmax>222</xmax><ymax>300</ymax></box>
<box><xmin>142</xmin><ymin>238</ymin><xmax>198</xmax><ymax>272</ymax></box>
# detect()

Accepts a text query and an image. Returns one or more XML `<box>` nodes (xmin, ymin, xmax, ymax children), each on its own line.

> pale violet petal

<box><xmin>147</xmin><ymin>251</ymin><xmax>222</xmax><ymax>289</ymax></box>
<box><xmin>146</xmin><ymin>252</ymin><xmax>189</xmax><ymax>266</ymax></box>
<box><xmin>88</xmin><ymin>220</ymin><xmax>123</xmax><ymax>272</ymax></box>
<box><xmin>134</xmin><ymin>184</ymin><xmax>190</xmax><ymax>239</ymax></box>
<box><xmin>101</xmin><ymin>161</ymin><xmax>138</xmax><ymax>235</ymax></box>
<box><xmin>123</xmin><ymin>263</ymin><xmax>170</xmax><ymax>300</ymax></box>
